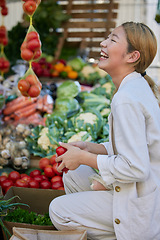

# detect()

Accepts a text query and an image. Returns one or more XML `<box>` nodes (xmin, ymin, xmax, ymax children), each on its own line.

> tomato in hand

<box><xmin>8</xmin><ymin>171</ymin><xmax>21</xmax><ymax>183</ymax></box>
<box><xmin>52</xmin><ymin>163</ymin><xmax>62</xmax><ymax>176</ymax></box>
<box><xmin>56</xmin><ymin>146</ymin><xmax>69</xmax><ymax>173</ymax></box>
<box><xmin>56</xmin><ymin>146</ymin><xmax>67</xmax><ymax>156</ymax></box>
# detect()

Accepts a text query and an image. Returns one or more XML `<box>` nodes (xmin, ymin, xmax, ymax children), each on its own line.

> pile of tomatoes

<box><xmin>0</xmin><ymin>155</ymin><xmax>64</xmax><ymax>195</ymax></box>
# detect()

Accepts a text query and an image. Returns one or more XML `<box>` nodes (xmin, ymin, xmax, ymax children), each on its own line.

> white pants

<box><xmin>49</xmin><ymin>165</ymin><xmax>116</xmax><ymax>240</ymax></box>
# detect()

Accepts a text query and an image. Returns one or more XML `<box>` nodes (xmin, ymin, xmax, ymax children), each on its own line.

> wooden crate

<box><xmin>55</xmin><ymin>0</ymin><xmax>119</xmax><ymax>60</ymax></box>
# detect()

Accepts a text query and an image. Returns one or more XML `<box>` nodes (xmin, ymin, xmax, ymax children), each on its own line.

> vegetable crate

<box><xmin>55</xmin><ymin>0</ymin><xmax>119</xmax><ymax>60</ymax></box>
<box><xmin>10</xmin><ymin>227</ymin><xmax>87</xmax><ymax>240</ymax></box>
<box><xmin>2</xmin><ymin>186</ymin><xmax>65</xmax><ymax>240</ymax></box>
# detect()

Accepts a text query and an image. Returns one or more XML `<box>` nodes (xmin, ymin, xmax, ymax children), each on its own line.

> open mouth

<box><xmin>100</xmin><ymin>52</ymin><xmax>109</xmax><ymax>59</ymax></box>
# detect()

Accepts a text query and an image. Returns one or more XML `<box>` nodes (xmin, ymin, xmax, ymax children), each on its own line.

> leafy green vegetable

<box><xmin>55</xmin><ymin>97</ymin><xmax>80</xmax><ymax>114</ymax></box>
<box><xmin>67</xmin><ymin>57</ymin><xmax>85</xmax><ymax>71</ymax></box>
<box><xmin>79</xmin><ymin>91</ymin><xmax>110</xmax><ymax>112</ymax></box>
<box><xmin>57</xmin><ymin>80</ymin><xmax>81</xmax><ymax>99</ymax></box>
<box><xmin>4</xmin><ymin>207</ymin><xmax>52</xmax><ymax>226</ymax></box>
<box><xmin>0</xmin><ymin>196</ymin><xmax>29</xmax><ymax>240</ymax></box>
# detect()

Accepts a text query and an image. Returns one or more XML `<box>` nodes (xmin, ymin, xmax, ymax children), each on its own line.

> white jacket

<box><xmin>97</xmin><ymin>72</ymin><xmax>160</xmax><ymax>240</ymax></box>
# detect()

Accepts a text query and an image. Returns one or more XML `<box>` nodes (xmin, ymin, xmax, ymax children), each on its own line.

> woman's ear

<box><xmin>127</xmin><ymin>50</ymin><xmax>140</xmax><ymax>63</ymax></box>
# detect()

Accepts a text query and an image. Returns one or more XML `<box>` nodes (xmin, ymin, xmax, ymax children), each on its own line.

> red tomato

<box><xmin>39</xmin><ymin>157</ymin><xmax>50</xmax><ymax>170</ymax></box>
<box><xmin>41</xmin><ymin>175</ymin><xmax>49</xmax><ymax>181</ymax></box>
<box><xmin>40</xmin><ymin>180</ymin><xmax>51</xmax><ymax>189</ymax></box>
<box><xmin>33</xmin><ymin>49</ymin><xmax>42</xmax><ymax>60</ymax></box>
<box><xmin>52</xmin><ymin>163</ymin><xmax>63</xmax><ymax>176</ymax></box>
<box><xmin>1</xmin><ymin>180</ymin><xmax>14</xmax><ymax>195</ymax></box>
<box><xmin>21</xmin><ymin>48</ymin><xmax>34</xmax><ymax>61</ymax></box>
<box><xmin>51</xmin><ymin>175</ymin><xmax>63</xmax><ymax>184</ymax></box>
<box><xmin>21</xmin><ymin>175</ymin><xmax>32</xmax><ymax>183</ymax></box>
<box><xmin>51</xmin><ymin>181</ymin><xmax>64</xmax><ymax>190</ymax></box>
<box><xmin>20</xmin><ymin>173</ymin><xmax>28</xmax><ymax>178</ymax></box>
<box><xmin>28</xmin><ymin>84</ymin><xmax>41</xmax><ymax>98</ymax></box>
<box><xmin>56</xmin><ymin>146</ymin><xmax>69</xmax><ymax>172</ymax></box>
<box><xmin>23</xmin><ymin>0</ymin><xmax>37</xmax><ymax>16</ymax></box>
<box><xmin>50</xmin><ymin>155</ymin><xmax>56</xmax><ymax>165</ymax></box>
<box><xmin>26</xmin><ymin>31</ymin><xmax>39</xmax><ymax>42</ymax></box>
<box><xmin>8</xmin><ymin>171</ymin><xmax>21</xmax><ymax>183</ymax></box>
<box><xmin>15</xmin><ymin>179</ymin><xmax>29</xmax><ymax>188</ymax></box>
<box><xmin>18</xmin><ymin>79</ymin><xmax>30</xmax><ymax>92</ymax></box>
<box><xmin>33</xmin><ymin>175</ymin><xmax>44</xmax><ymax>183</ymax></box>
<box><xmin>30</xmin><ymin>169</ymin><xmax>41</xmax><ymax>178</ymax></box>
<box><xmin>28</xmin><ymin>179</ymin><xmax>39</xmax><ymax>188</ymax></box>
<box><xmin>56</xmin><ymin>146</ymin><xmax>67</xmax><ymax>156</ymax></box>
<box><xmin>44</xmin><ymin>166</ymin><xmax>55</xmax><ymax>178</ymax></box>
<box><xmin>0</xmin><ymin>176</ymin><xmax>8</xmax><ymax>186</ymax></box>
<box><xmin>58</xmin><ymin>186</ymin><xmax>65</xmax><ymax>190</ymax></box>
<box><xmin>27</xmin><ymin>39</ymin><xmax>41</xmax><ymax>52</ymax></box>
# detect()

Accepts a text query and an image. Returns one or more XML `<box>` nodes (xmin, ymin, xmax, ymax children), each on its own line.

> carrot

<box><xmin>5</xmin><ymin>96</ymin><xmax>27</xmax><ymax>108</ymax></box>
<box><xmin>36</xmin><ymin>96</ymin><xmax>44</xmax><ymax>110</ymax></box>
<box><xmin>3</xmin><ymin>97</ymin><xmax>37</xmax><ymax>115</ymax></box>
<box><xmin>14</xmin><ymin>103</ymin><xmax>37</xmax><ymax>120</ymax></box>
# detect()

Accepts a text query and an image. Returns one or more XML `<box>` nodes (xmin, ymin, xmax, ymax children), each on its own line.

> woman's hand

<box><xmin>56</xmin><ymin>142</ymin><xmax>83</xmax><ymax>172</ymax></box>
<box><xmin>68</xmin><ymin>141</ymin><xmax>89</xmax><ymax>151</ymax></box>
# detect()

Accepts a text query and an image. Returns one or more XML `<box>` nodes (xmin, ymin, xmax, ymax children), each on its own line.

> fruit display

<box><xmin>0</xmin><ymin>154</ymin><xmax>64</xmax><ymax>195</ymax></box>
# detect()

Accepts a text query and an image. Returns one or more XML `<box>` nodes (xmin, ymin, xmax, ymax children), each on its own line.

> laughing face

<box><xmin>98</xmin><ymin>26</ymin><xmax>129</xmax><ymax>76</ymax></box>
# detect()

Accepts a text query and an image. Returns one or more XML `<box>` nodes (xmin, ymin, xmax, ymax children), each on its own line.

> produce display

<box><xmin>0</xmin><ymin>153</ymin><xmax>64</xmax><ymax>195</ymax></box>
<box><xmin>26</xmin><ymin>78</ymin><xmax>114</xmax><ymax>157</ymax></box>
<box><xmin>31</xmin><ymin>55</ymin><xmax>108</xmax><ymax>86</ymax></box>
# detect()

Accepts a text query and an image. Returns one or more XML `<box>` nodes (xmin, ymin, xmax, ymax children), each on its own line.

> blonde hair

<box><xmin>122</xmin><ymin>22</ymin><xmax>159</xmax><ymax>100</ymax></box>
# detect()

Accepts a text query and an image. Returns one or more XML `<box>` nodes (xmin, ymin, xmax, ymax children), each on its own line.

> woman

<box><xmin>49</xmin><ymin>22</ymin><xmax>160</xmax><ymax>240</ymax></box>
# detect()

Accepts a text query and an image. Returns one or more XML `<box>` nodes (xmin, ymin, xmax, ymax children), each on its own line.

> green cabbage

<box><xmin>57</xmin><ymin>80</ymin><xmax>81</xmax><ymax>98</ymax></box>
<box><xmin>67</xmin><ymin>57</ymin><xmax>85</xmax><ymax>71</ymax></box>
